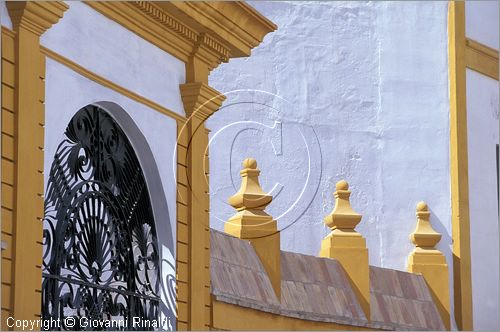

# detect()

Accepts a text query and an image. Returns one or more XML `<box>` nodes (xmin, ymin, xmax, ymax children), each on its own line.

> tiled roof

<box><xmin>280</xmin><ymin>250</ymin><xmax>367</xmax><ymax>325</ymax></box>
<box><xmin>210</xmin><ymin>229</ymin><xmax>445</xmax><ymax>331</ymax></box>
<box><xmin>370</xmin><ymin>266</ymin><xmax>445</xmax><ymax>330</ymax></box>
<box><xmin>211</xmin><ymin>227</ymin><xmax>280</xmax><ymax>309</ymax></box>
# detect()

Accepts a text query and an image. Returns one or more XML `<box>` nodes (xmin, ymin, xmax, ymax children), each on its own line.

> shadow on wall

<box><xmin>428</xmin><ymin>208</ymin><xmax>452</xmax><ymax>255</ymax></box>
<box><xmin>95</xmin><ymin>101</ymin><xmax>177</xmax><ymax>327</ymax></box>
<box><xmin>96</xmin><ymin>101</ymin><xmax>174</xmax><ymax>252</ymax></box>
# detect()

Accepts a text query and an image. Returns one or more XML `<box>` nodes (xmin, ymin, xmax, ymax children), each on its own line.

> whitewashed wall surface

<box><xmin>465</xmin><ymin>2</ymin><xmax>500</xmax><ymax>331</ymax></box>
<box><xmin>208</xmin><ymin>0</ymin><xmax>455</xmax><ymax>326</ymax></box>
<box><xmin>467</xmin><ymin>69</ymin><xmax>500</xmax><ymax>332</ymax></box>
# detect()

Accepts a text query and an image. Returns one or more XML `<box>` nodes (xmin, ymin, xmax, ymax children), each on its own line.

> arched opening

<box><xmin>41</xmin><ymin>104</ymin><xmax>175</xmax><ymax>330</ymax></box>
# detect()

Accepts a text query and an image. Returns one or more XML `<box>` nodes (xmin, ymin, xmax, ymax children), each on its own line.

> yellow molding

<box><xmin>1</xmin><ymin>26</ymin><xmax>15</xmax><ymax>38</ymax></box>
<box><xmin>180</xmin><ymin>82</ymin><xmax>226</xmax><ymax>121</ymax></box>
<box><xmin>156</xmin><ymin>1</ymin><xmax>277</xmax><ymax>58</ymax></box>
<box><xmin>465</xmin><ymin>38</ymin><xmax>499</xmax><ymax>80</ymax></box>
<box><xmin>466</xmin><ymin>38</ymin><xmax>499</xmax><ymax>60</ymax></box>
<box><xmin>448</xmin><ymin>2</ymin><xmax>473</xmax><ymax>330</ymax></box>
<box><xmin>179</xmin><ymin>83</ymin><xmax>225</xmax><ymax>330</ymax></box>
<box><xmin>1</xmin><ymin>28</ymin><xmax>16</xmax><ymax>328</ymax></box>
<box><xmin>40</xmin><ymin>46</ymin><xmax>185</xmax><ymax>123</ymax></box>
<box><xmin>7</xmin><ymin>1</ymin><xmax>67</xmax><ymax>36</ymax></box>
<box><xmin>4</xmin><ymin>1</ymin><xmax>69</xmax><ymax>321</ymax></box>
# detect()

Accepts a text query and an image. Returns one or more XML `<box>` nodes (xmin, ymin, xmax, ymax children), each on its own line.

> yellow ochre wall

<box><xmin>1</xmin><ymin>0</ymin><xmax>67</xmax><ymax>326</ymax></box>
<box><xmin>1</xmin><ymin>1</ymin><xmax>67</xmax><ymax>327</ymax></box>
<box><xmin>211</xmin><ymin>301</ymin><xmax>372</xmax><ymax>331</ymax></box>
<box><xmin>1</xmin><ymin>27</ymin><xmax>16</xmax><ymax>330</ymax></box>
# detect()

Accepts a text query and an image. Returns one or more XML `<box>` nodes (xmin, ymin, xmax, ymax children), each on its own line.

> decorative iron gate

<box><xmin>42</xmin><ymin>105</ymin><xmax>161</xmax><ymax>330</ymax></box>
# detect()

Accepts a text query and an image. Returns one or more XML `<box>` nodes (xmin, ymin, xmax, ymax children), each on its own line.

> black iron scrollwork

<box><xmin>42</xmin><ymin>106</ymin><xmax>162</xmax><ymax>330</ymax></box>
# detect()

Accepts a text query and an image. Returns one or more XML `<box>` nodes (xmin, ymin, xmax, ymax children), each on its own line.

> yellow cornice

<box><xmin>156</xmin><ymin>1</ymin><xmax>277</xmax><ymax>58</ymax></box>
<box><xmin>7</xmin><ymin>1</ymin><xmax>68</xmax><ymax>36</ymax></box>
<box><xmin>180</xmin><ymin>82</ymin><xmax>226</xmax><ymax>121</ymax></box>
<box><xmin>465</xmin><ymin>38</ymin><xmax>499</xmax><ymax>80</ymax></box>
<box><xmin>84</xmin><ymin>1</ymin><xmax>276</xmax><ymax>70</ymax></box>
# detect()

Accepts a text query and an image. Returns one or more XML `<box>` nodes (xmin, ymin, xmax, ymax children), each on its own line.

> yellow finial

<box><xmin>242</xmin><ymin>157</ymin><xmax>257</xmax><ymax>169</ymax></box>
<box><xmin>225</xmin><ymin>158</ymin><xmax>281</xmax><ymax>298</ymax></box>
<box><xmin>407</xmin><ymin>201</ymin><xmax>450</xmax><ymax>329</ymax></box>
<box><xmin>228</xmin><ymin>158</ymin><xmax>272</xmax><ymax>211</ymax></box>
<box><xmin>323</xmin><ymin>180</ymin><xmax>362</xmax><ymax>230</ymax></box>
<box><xmin>319</xmin><ymin>180</ymin><xmax>370</xmax><ymax>319</ymax></box>
<box><xmin>336</xmin><ymin>179</ymin><xmax>349</xmax><ymax>191</ymax></box>
<box><xmin>416</xmin><ymin>201</ymin><xmax>428</xmax><ymax>212</ymax></box>
<box><xmin>410</xmin><ymin>201</ymin><xmax>441</xmax><ymax>248</ymax></box>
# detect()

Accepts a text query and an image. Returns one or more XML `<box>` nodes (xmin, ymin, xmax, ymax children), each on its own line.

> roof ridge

<box><xmin>210</xmin><ymin>228</ymin><xmax>445</xmax><ymax>330</ymax></box>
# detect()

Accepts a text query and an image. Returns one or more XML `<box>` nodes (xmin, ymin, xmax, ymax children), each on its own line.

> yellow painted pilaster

<box><xmin>407</xmin><ymin>202</ymin><xmax>450</xmax><ymax>330</ymax></box>
<box><xmin>319</xmin><ymin>180</ymin><xmax>370</xmax><ymax>320</ymax></box>
<box><xmin>5</xmin><ymin>1</ymin><xmax>67</xmax><ymax>322</ymax></box>
<box><xmin>448</xmin><ymin>1</ymin><xmax>473</xmax><ymax>330</ymax></box>
<box><xmin>225</xmin><ymin>158</ymin><xmax>281</xmax><ymax>299</ymax></box>
<box><xmin>179</xmin><ymin>81</ymin><xmax>225</xmax><ymax>330</ymax></box>
<box><xmin>1</xmin><ymin>27</ymin><xmax>16</xmax><ymax>330</ymax></box>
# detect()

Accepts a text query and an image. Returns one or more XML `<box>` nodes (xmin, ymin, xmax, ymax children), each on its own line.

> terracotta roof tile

<box><xmin>210</xmin><ymin>229</ymin><xmax>445</xmax><ymax>330</ymax></box>
<box><xmin>369</xmin><ymin>266</ymin><xmax>445</xmax><ymax>330</ymax></box>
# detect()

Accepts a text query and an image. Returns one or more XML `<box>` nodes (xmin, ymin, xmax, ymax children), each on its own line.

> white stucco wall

<box><xmin>466</xmin><ymin>0</ymin><xmax>499</xmax><ymax>50</ymax></box>
<box><xmin>208</xmin><ymin>0</ymin><xmax>454</xmax><ymax>325</ymax></box>
<box><xmin>41</xmin><ymin>1</ymin><xmax>186</xmax><ymax>116</ymax></box>
<box><xmin>465</xmin><ymin>3</ymin><xmax>500</xmax><ymax>330</ymax></box>
<box><xmin>466</xmin><ymin>69</ymin><xmax>500</xmax><ymax>331</ymax></box>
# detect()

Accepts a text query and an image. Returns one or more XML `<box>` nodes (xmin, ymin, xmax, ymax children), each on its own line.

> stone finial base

<box><xmin>319</xmin><ymin>180</ymin><xmax>370</xmax><ymax>320</ymax></box>
<box><xmin>407</xmin><ymin>202</ymin><xmax>450</xmax><ymax>330</ymax></box>
<box><xmin>319</xmin><ymin>229</ymin><xmax>370</xmax><ymax>320</ymax></box>
<box><xmin>408</xmin><ymin>248</ymin><xmax>450</xmax><ymax>329</ymax></box>
<box><xmin>225</xmin><ymin>210</ymin><xmax>281</xmax><ymax>299</ymax></box>
<box><xmin>225</xmin><ymin>158</ymin><xmax>281</xmax><ymax>299</ymax></box>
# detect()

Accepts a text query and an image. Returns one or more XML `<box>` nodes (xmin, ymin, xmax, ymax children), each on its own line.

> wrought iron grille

<box><xmin>42</xmin><ymin>105</ymin><xmax>161</xmax><ymax>330</ymax></box>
